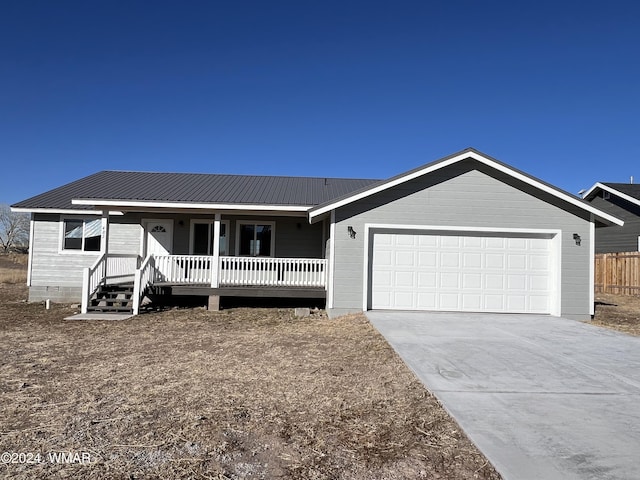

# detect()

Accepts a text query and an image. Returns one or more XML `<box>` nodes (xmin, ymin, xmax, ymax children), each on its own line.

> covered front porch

<box><xmin>82</xmin><ymin>253</ymin><xmax>328</xmax><ymax>313</ymax></box>
<box><xmin>81</xmin><ymin>211</ymin><xmax>329</xmax><ymax>314</ymax></box>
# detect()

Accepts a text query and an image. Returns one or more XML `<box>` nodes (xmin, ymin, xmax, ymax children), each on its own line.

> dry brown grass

<box><xmin>0</xmin><ymin>284</ymin><xmax>500</xmax><ymax>479</ymax></box>
<box><xmin>0</xmin><ymin>269</ymin><xmax>27</xmax><ymax>284</ymax></box>
<box><xmin>593</xmin><ymin>293</ymin><xmax>640</xmax><ymax>336</ymax></box>
<box><xmin>0</xmin><ymin>254</ymin><xmax>27</xmax><ymax>284</ymax></box>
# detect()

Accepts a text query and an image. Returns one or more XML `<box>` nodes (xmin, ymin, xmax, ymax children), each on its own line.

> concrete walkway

<box><xmin>366</xmin><ymin>311</ymin><xmax>640</xmax><ymax>480</ymax></box>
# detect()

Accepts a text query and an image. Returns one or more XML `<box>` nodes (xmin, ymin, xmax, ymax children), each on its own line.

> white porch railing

<box><xmin>133</xmin><ymin>255</ymin><xmax>157</xmax><ymax>315</ymax></box>
<box><xmin>219</xmin><ymin>256</ymin><xmax>328</xmax><ymax>288</ymax></box>
<box><xmin>81</xmin><ymin>254</ymin><xmax>107</xmax><ymax>313</ymax></box>
<box><xmin>81</xmin><ymin>253</ymin><xmax>140</xmax><ymax>313</ymax></box>
<box><xmin>154</xmin><ymin>255</ymin><xmax>213</xmax><ymax>284</ymax></box>
<box><xmin>152</xmin><ymin>255</ymin><xmax>327</xmax><ymax>288</ymax></box>
<box><xmin>105</xmin><ymin>254</ymin><xmax>140</xmax><ymax>283</ymax></box>
<box><xmin>127</xmin><ymin>255</ymin><xmax>328</xmax><ymax>315</ymax></box>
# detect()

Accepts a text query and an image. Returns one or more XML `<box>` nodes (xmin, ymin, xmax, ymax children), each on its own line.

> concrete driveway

<box><xmin>366</xmin><ymin>311</ymin><xmax>640</xmax><ymax>480</ymax></box>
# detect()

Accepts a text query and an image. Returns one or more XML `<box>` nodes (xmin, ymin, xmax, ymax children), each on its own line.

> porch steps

<box><xmin>87</xmin><ymin>283</ymin><xmax>134</xmax><ymax>314</ymax></box>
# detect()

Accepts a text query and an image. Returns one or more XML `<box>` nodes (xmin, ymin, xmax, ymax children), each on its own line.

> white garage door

<box><xmin>371</xmin><ymin>232</ymin><xmax>554</xmax><ymax>313</ymax></box>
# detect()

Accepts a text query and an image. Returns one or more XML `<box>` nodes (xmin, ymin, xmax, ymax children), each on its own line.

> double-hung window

<box><xmin>237</xmin><ymin>222</ymin><xmax>274</xmax><ymax>257</ymax></box>
<box><xmin>62</xmin><ymin>218</ymin><xmax>102</xmax><ymax>252</ymax></box>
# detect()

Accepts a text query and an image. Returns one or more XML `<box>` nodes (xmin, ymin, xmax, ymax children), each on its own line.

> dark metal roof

<box><xmin>11</xmin><ymin>171</ymin><xmax>381</xmax><ymax>210</ymax></box>
<box><xmin>601</xmin><ymin>183</ymin><xmax>640</xmax><ymax>200</ymax></box>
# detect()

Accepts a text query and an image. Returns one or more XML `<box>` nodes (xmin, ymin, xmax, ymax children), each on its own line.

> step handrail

<box><xmin>133</xmin><ymin>254</ymin><xmax>156</xmax><ymax>315</ymax></box>
<box><xmin>81</xmin><ymin>253</ymin><xmax>107</xmax><ymax>313</ymax></box>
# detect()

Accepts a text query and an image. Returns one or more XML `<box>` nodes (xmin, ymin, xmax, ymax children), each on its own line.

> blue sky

<box><xmin>2</xmin><ymin>1</ymin><xmax>639</xmax><ymax>205</ymax></box>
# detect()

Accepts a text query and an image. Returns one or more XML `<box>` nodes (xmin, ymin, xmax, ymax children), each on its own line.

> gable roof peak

<box><xmin>309</xmin><ymin>149</ymin><xmax>623</xmax><ymax>226</ymax></box>
<box><xmin>583</xmin><ymin>182</ymin><xmax>640</xmax><ymax>205</ymax></box>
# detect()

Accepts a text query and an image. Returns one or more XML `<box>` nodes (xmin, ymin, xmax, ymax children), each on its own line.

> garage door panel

<box><xmin>462</xmin><ymin>294</ymin><xmax>482</xmax><ymax>309</ymax></box>
<box><xmin>530</xmin><ymin>238</ymin><xmax>550</xmax><ymax>250</ymax></box>
<box><xmin>441</xmin><ymin>236</ymin><xmax>461</xmax><ymax>248</ymax></box>
<box><xmin>530</xmin><ymin>275</ymin><xmax>550</xmax><ymax>291</ymax></box>
<box><xmin>485</xmin><ymin>274</ymin><xmax>505</xmax><ymax>290</ymax></box>
<box><xmin>416</xmin><ymin>292</ymin><xmax>436</xmax><ymax>308</ymax></box>
<box><xmin>486</xmin><ymin>237</ymin><xmax>506</xmax><ymax>249</ymax></box>
<box><xmin>508</xmin><ymin>254</ymin><xmax>527</xmax><ymax>269</ymax></box>
<box><xmin>372</xmin><ymin>232</ymin><xmax>554</xmax><ymax>314</ymax></box>
<box><xmin>418</xmin><ymin>235</ymin><xmax>438</xmax><ymax>247</ymax></box>
<box><xmin>507</xmin><ymin>295</ymin><xmax>527</xmax><ymax>311</ymax></box>
<box><xmin>376</xmin><ymin>233</ymin><xmax>393</xmax><ymax>245</ymax></box>
<box><xmin>508</xmin><ymin>238</ymin><xmax>527</xmax><ymax>249</ymax></box>
<box><xmin>418</xmin><ymin>251</ymin><xmax>437</xmax><ymax>267</ymax></box>
<box><xmin>395</xmin><ymin>271</ymin><xmax>414</xmax><ymax>287</ymax></box>
<box><xmin>485</xmin><ymin>254</ymin><xmax>505</xmax><ymax>269</ymax></box>
<box><xmin>463</xmin><ymin>273</ymin><xmax>482</xmax><ymax>288</ymax></box>
<box><xmin>529</xmin><ymin>295</ymin><xmax>550</xmax><ymax>312</ymax></box>
<box><xmin>463</xmin><ymin>236</ymin><xmax>482</xmax><ymax>248</ymax></box>
<box><xmin>507</xmin><ymin>274</ymin><xmax>527</xmax><ymax>290</ymax></box>
<box><xmin>375</xmin><ymin>291</ymin><xmax>392</xmax><ymax>308</ymax></box>
<box><xmin>396</xmin><ymin>235</ymin><xmax>415</xmax><ymax>246</ymax></box>
<box><xmin>440</xmin><ymin>272</ymin><xmax>460</xmax><ymax>288</ymax></box>
<box><xmin>375</xmin><ymin>250</ymin><xmax>393</xmax><ymax>266</ymax></box>
<box><xmin>395</xmin><ymin>251</ymin><xmax>414</xmax><ymax>266</ymax></box>
<box><xmin>441</xmin><ymin>252</ymin><xmax>459</xmax><ymax>267</ymax></box>
<box><xmin>439</xmin><ymin>293</ymin><xmax>459</xmax><ymax>309</ymax></box>
<box><xmin>417</xmin><ymin>272</ymin><xmax>436</xmax><ymax>288</ymax></box>
<box><xmin>484</xmin><ymin>294</ymin><xmax>505</xmax><ymax>310</ymax></box>
<box><xmin>393</xmin><ymin>292</ymin><xmax>413</xmax><ymax>309</ymax></box>
<box><xmin>463</xmin><ymin>252</ymin><xmax>482</xmax><ymax>268</ymax></box>
<box><xmin>530</xmin><ymin>255</ymin><xmax>550</xmax><ymax>270</ymax></box>
<box><xmin>372</xmin><ymin>270</ymin><xmax>392</xmax><ymax>287</ymax></box>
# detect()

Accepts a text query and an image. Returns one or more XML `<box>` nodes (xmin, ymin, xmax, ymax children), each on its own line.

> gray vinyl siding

<box><xmin>108</xmin><ymin>219</ymin><xmax>143</xmax><ymax>255</ymax></box>
<box><xmin>274</xmin><ymin>217</ymin><xmax>323</xmax><ymax>258</ymax></box>
<box><xmin>588</xmin><ymin>196</ymin><xmax>640</xmax><ymax>253</ymax></box>
<box><xmin>330</xmin><ymin>161</ymin><xmax>593</xmax><ymax>319</ymax></box>
<box><xmin>29</xmin><ymin>214</ymin><xmax>102</xmax><ymax>302</ymax></box>
<box><xmin>29</xmin><ymin>213</ymin><xmax>143</xmax><ymax>302</ymax></box>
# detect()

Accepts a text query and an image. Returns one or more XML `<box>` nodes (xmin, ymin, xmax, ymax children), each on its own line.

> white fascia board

<box><xmin>582</xmin><ymin>182</ymin><xmax>605</xmax><ymax>199</ymax></box>
<box><xmin>308</xmin><ymin>151</ymin><xmax>624</xmax><ymax>226</ymax></box>
<box><xmin>71</xmin><ymin>198</ymin><xmax>311</xmax><ymax>213</ymax></box>
<box><xmin>583</xmin><ymin>182</ymin><xmax>640</xmax><ymax>210</ymax></box>
<box><xmin>11</xmin><ymin>207</ymin><xmax>123</xmax><ymax>215</ymax></box>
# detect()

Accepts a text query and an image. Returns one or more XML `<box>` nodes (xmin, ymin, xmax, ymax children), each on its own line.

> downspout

<box><xmin>327</xmin><ymin>210</ymin><xmax>336</xmax><ymax>309</ymax></box>
<box><xmin>589</xmin><ymin>214</ymin><xmax>595</xmax><ymax>317</ymax></box>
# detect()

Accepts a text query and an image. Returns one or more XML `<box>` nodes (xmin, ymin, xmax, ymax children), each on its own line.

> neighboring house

<box><xmin>582</xmin><ymin>183</ymin><xmax>640</xmax><ymax>253</ymax></box>
<box><xmin>12</xmin><ymin>148</ymin><xmax>622</xmax><ymax>320</ymax></box>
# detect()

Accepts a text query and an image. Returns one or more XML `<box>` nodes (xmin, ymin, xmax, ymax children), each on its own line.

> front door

<box><xmin>145</xmin><ymin>220</ymin><xmax>173</xmax><ymax>256</ymax></box>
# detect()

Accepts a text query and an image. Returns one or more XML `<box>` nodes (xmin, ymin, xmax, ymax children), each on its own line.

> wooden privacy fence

<box><xmin>595</xmin><ymin>252</ymin><xmax>640</xmax><ymax>295</ymax></box>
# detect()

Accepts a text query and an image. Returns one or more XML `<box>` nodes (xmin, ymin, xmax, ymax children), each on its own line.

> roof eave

<box><xmin>71</xmin><ymin>198</ymin><xmax>313</xmax><ymax>213</ymax></box>
<box><xmin>11</xmin><ymin>206</ymin><xmax>107</xmax><ymax>215</ymax></box>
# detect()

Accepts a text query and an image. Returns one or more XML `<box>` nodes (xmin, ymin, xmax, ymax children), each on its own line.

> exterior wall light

<box><xmin>348</xmin><ymin>226</ymin><xmax>356</xmax><ymax>239</ymax></box>
<box><xmin>573</xmin><ymin>233</ymin><xmax>581</xmax><ymax>246</ymax></box>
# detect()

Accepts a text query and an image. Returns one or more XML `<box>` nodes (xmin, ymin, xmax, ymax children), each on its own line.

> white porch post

<box><xmin>211</xmin><ymin>213</ymin><xmax>221</xmax><ymax>288</ymax></box>
<box><xmin>101</xmin><ymin>211</ymin><xmax>110</xmax><ymax>281</ymax></box>
<box><xmin>101</xmin><ymin>211</ymin><xmax>110</xmax><ymax>256</ymax></box>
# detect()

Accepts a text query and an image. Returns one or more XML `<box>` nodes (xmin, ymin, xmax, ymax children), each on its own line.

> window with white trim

<box><xmin>62</xmin><ymin>218</ymin><xmax>102</xmax><ymax>252</ymax></box>
<box><xmin>190</xmin><ymin>220</ymin><xmax>229</xmax><ymax>255</ymax></box>
<box><xmin>237</xmin><ymin>221</ymin><xmax>275</xmax><ymax>256</ymax></box>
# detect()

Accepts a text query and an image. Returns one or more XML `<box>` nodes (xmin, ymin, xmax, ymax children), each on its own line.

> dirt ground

<box><xmin>593</xmin><ymin>292</ymin><xmax>640</xmax><ymax>336</ymax></box>
<box><xmin>0</xmin><ymin>260</ymin><xmax>501</xmax><ymax>479</ymax></box>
